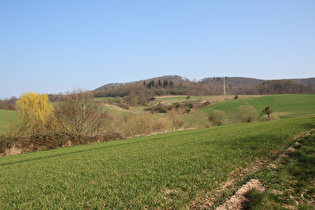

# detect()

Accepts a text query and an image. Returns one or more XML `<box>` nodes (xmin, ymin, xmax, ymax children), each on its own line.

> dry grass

<box><xmin>100</xmin><ymin>107</ymin><xmax>210</xmax><ymax>139</ymax></box>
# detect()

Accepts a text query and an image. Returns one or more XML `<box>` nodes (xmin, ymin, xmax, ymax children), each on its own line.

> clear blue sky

<box><xmin>1</xmin><ymin>0</ymin><xmax>314</xmax><ymax>99</ymax></box>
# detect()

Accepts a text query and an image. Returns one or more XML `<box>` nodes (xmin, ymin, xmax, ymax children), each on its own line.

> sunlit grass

<box><xmin>202</xmin><ymin>94</ymin><xmax>315</xmax><ymax>119</ymax></box>
<box><xmin>0</xmin><ymin>110</ymin><xmax>17</xmax><ymax>135</ymax></box>
<box><xmin>245</xmin><ymin>129</ymin><xmax>315</xmax><ymax>209</ymax></box>
<box><xmin>1</xmin><ymin>117</ymin><xmax>314</xmax><ymax>208</ymax></box>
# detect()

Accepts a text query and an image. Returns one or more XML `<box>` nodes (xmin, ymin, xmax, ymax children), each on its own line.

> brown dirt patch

<box><xmin>103</xmin><ymin>104</ymin><xmax>135</xmax><ymax>113</ymax></box>
<box><xmin>5</xmin><ymin>146</ymin><xmax>22</xmax><ymax>156</ymax></box>
<box><xmin>216</xmin><ymin>179</ymin><xmax>265</xmax><ymax>210</ymax></box>
<box><xmin>189</xmin><ymin>158</ymin><xmax>269</xmax><ymax>209</ymax></box>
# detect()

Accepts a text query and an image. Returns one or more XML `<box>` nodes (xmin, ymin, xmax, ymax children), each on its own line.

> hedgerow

<box><xmin>0</xmin><ymin>131</ymin><xmax>124</xmax><ymax>156</ymax></box>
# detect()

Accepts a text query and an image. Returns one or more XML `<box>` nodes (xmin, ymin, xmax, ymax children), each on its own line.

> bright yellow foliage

<box><xmin>16</xmin><ymin>92</ymin><xmax>56</xmax><ymax>134</ymax></box>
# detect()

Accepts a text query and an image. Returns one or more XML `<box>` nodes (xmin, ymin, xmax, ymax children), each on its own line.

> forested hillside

<box><xmin>93</xmin><ymin>75</ymin><xmax>315</xmax><ymax>98</ymax></box>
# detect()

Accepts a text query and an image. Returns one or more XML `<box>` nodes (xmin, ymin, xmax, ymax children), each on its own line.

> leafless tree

<box><xmin>54</xmin><ymin>90</ymin><xmax>110</xmax><ymax>136</ymax></box>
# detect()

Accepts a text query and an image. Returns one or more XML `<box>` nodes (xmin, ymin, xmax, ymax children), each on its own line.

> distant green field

<box><xmin>1</xmin><ymin>117</ymin><xmax>314</xmax><ymax>208</ymax></box>
<box><xmin>0</xmin><ymin>110</ymin><xmax>17</xmax><ymax>135</ymax></box>
<box><xmin>202</xmin><ymin>94</ymin><xmax>315</xmax><ymax>119</ymax></box>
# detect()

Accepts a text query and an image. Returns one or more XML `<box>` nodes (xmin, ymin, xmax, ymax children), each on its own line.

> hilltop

<box><xmin>93</xmin><ymin>75</ymin><xmax>315</xmax><ymax>99</ymax></box>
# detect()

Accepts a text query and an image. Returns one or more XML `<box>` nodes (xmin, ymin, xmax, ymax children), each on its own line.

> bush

<box><xmin>115</xmin><ymin>102</ymin><xmax>130</xmax><ymax>110</ymax></box>
<box><xmin>237</xmin><ymin>105</ymin><xmax>258</xmax><ymax>123</ymax></box>
<box><xmin>209</xmin><ymin>110</ymin><xmax>227</xmax><ymax>126</ymax></box>
<box><xmin>0</xmin><ymin>131</ymin><xmax>125</xmax><ymax>156</ymax></box>
<box><xmin>54</xmin><ymin>90</ymin><xmax>111</xmax><ymax>136</ymax></box>
<box><xmin>121</xmin><ymin>114</ymin><xmax>174</xmax><ymax>137</ymax></box>
<box><xmin>14</xmin><ymin>92</ymin><xmax>57</xmax><ymax>135</ymax></box>
<box><xmin>143</xmin><ymin>103</ymin><xmax>169</xmax><ymax>113</ymax></box>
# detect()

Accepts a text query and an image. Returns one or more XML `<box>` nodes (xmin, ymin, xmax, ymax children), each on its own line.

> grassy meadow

<box><xmin>0</xmin><ymin>110</ymin><xmax>17</xmax><ymax>135</ymax></box>
<box><xmin>202</xmin><ymin>94</ymin><xmax>315</xmax><ymax>119</ymax></box>
<box><xmin>0</xmin><ymin>116</ymin><xmax>314</xmax><ymax>208</ymax></box>
<box><xmin>246</xmin><ymin>129</ymin><xmax>315</xmax><ymax>209</ymax></box>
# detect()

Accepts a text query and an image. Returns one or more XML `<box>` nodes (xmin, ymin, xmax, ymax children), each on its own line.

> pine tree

<box><xmin>163</xmin><ymin>80</ymin><xmax>168</xmax><ymax>88</ymax></box>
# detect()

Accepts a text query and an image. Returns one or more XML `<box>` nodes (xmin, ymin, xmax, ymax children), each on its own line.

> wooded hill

<box><xmin>93</xmin><ymin>75</ymin><xmax>315</xmax><ymax>98</ymax></box>
<box><xmin>1</xmin><ymin>75</ymin><xmax>314</xmax><ymax>109</ymax></box>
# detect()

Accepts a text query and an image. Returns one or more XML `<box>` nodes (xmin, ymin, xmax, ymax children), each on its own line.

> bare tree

<box><xmin>54</xmin><ymin>90</ymin><xmax>110</xmax><ymax>136</ymax></box>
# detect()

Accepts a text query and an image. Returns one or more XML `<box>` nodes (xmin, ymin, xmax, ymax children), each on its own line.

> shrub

<box><xmin>115</xmin><ymin>102</ymin><xmax>130</xmax><ymax>110</ymax></box>
<box><xmin>143</xmin><ymin>103</ymin><xmax>169</xmax><ymax>113</ymax></box>
<box><xmin>54</xmin><ymin>90</ymin><xmax>111</xmax><ymax>136</ymax></box>
<box><xmin>209</xmin><ymin>110</ymin><xmax>227</xmax><ymax>126</ymax></box>
<box><xmin>121</xmin><ymin>114</ymin><xmax>174</xmax><ymax>137</ymax></box>
<box><xmin>15</xmin><ymin>92</ymin><xmax>57</xmax><ymax>135</ymax></box>
<box><xmin>237</xmin><ymin>105</ymin><xmax>258</xmax><ymax>123</ymax></box>
<box><xmin>0</xmin><ymin>131</ymin><xmax>125</xmax><ymax>156</ymax></box>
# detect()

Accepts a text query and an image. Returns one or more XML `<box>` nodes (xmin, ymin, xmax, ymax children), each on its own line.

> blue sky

<box><xmin>1</xmin><ymin>0</ymin><xmax>314</xmax><ymax>99</ymax></box>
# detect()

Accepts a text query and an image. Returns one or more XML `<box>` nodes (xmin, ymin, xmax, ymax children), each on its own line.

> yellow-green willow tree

<box><xmin>16</xmin><ymin>92</ymin><xmax>56</xmax><ymax>135</ymax></box>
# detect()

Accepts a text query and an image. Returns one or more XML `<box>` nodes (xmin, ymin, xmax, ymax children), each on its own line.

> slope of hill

<box><xmin>199</xmin><ymin>77</ymin><xmax>264</xmax><ymax>93</ymax></box>
<box><xmin>95</xmin><ymin>75</ymin><xmax>186</xmax><ymax>92</ymax></box>
<box><xmin>0</xmin><ymin>116</ymin><xmax>314</xmax><ymax>208</ymax></box>
<box><xmin>202</xmin><ymin>94</ymin><xmax>315</xmax><ymax>120</ymax></box>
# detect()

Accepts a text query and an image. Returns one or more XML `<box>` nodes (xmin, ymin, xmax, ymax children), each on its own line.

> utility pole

<box><xmin>223</xmin><ymin>77</ymin><xmax>226</xmax><ymax>95</ymax></box>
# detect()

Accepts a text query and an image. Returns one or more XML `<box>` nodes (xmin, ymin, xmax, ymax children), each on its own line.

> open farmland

<box><xmin>202</xmin><ymin>94</ymin><xmax>315</xmax><ymax>119</ymax></box>
<box><xmin>0</xmin><ymin>110</ymin><xmax>17</xmax><ymax>135</ymax></box>
<box><xmin>0</xmin><ymin>116</ymin><xmax>314</xmax><ymax>208</ymax></box>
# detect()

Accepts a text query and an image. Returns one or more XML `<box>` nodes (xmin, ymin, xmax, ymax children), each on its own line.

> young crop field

<box><xmin>245</xmin><ymin>129</ymin><xmax>315</xmax><ymax>209</ymax></box>
<box><xmin>0</xmin><ymin>116</ymin><xmax>314</xmax><ymax>208</ymax></box>
<box><xmin>202</xmin><ymin>94</ymin><xmax>315</xmax><ymax>119</ymax></box>
<box><xmin>0</xmin><ymin>110</ymin><xmax>17</xmax><ymax>135</ymax></box>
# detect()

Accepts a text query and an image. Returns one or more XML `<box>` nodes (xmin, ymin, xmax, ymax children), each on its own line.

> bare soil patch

<box><xmin>216</xmin><ymin>179</ymin><xmax>265</xmax><ymax>210</ymax></box>
<box><xmin>3</xmin><ymin>146</ymin><xmax>22</xmax><ymax>156</ymax></box>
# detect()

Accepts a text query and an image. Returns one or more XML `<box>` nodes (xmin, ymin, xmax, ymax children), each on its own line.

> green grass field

<box><xmin>202</xmin><ymin>94</ymin><xmax>315</xmax><ymax>119</ymax></box>
<box><xmin>0</xmin><ymin>117</ymin><xmax>314</xmax><ymax>208</ymax></box>
<box><xmin>0</xmin><ymin>110</ymin><xmax>17</xmax><ymax>135</ymax></box>
<box><xmin>245</xmin><ymin>130</ymin><xmax>315</xmax><ymax>209</ymax></box>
